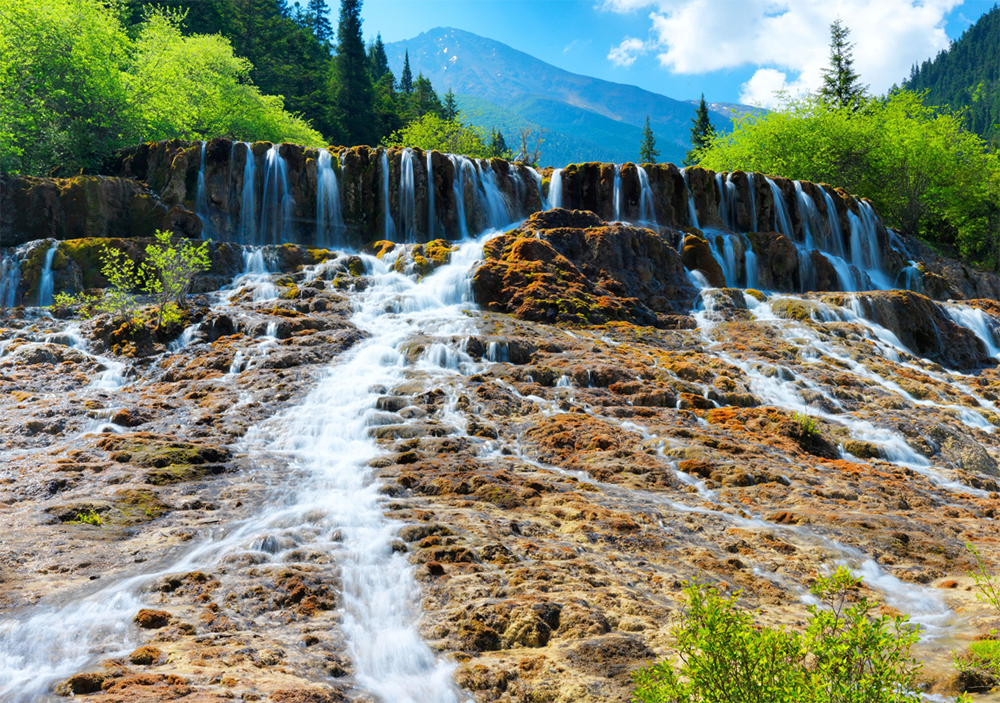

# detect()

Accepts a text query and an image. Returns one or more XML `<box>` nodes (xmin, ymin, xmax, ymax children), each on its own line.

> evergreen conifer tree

<box><xmin>306</xmin><ymin>0</ymin><xmax>333</xmax><ymax>43</ymax></box>
<box><xmin>401</xmin><ymin>50</ymin><xmax>413</xmax><ymax>94</ymax></box>
<box><xmin>368</xmin><ymin>32</ymin><xmax>389</xmax><ymax>80</ymax></box>
<box><xmin>329</xmin><ymin>0</ymin><xmax>373</xmax><ymax>145</ymax></box>
<box><xmin>819</xmin><ymin>19</ymin><xmax>868</xmax><ymax>110</ymax></box>
<box><xmin>684</xmin><ymin>95</ymin><xmax>714</xmax><ymax>166</ymax></box>
<box><xmin>489</xmin><ymin>129</ymin><xmax>509</xmax><ymax>158</ymax></box>
<box><xmin>443</xmin><ymin>88</ymin><xmax>458</xmax><ymax>121</ymax></box>
<box><xmin>639</xmin><ymin>115</ymin><xmax>659</xmax><ymax>163</ymax></box>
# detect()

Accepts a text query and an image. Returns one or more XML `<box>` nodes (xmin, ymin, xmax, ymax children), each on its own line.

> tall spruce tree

<box><xmin>684</xmin><ymin>95</ymin><xmax>714</xmax><ymax>165</ymax></box>
<box><xmin>400</xmin><ymin>50</ymin><xmax>413</xmax><ymax>94</ymax></box>
<box><xmin>443</xmin><ymin>88</ymin><xmax>458</xmax><ymax>121</ymax></box>
<box><xmin>819</xmin><ymin>19</ymin><xmax>868</xmax><ymax>110</ymax></box>
<box><xmin>329</xmin><ymin>0</ymin><xmax>373</xmax><ymax>145</ymax></box>
<box><xmin>367</xmin><ymin>32</ymin><xmax>389</xmax><ymax>80</ymax></box>
<box><xmin>489</xmin><ymin>128</ymin><xmax>509</xmax><ymax>158</ymax></box>
<box><xmin>305</xmin><ymin>0</ymin><xmax>333</xmax><ymax>43</ymax></box>
<box><xmin>639</xmin><ymin>115</ymin><xmax>659</xmax><ymax>163</ymax></box>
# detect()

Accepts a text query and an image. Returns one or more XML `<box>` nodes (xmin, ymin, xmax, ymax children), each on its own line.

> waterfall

<box><xmin>38</xmin><ymin>243</ymin><xmax>58</xmax><ymax>307</ymax></box>
<box><xmin>612</xmin><ymin>165</ymin><xmax>622</xmax><ymax>221</ymax></box>
<box><xmin>747</xmin><ymin>173</ymin><xmax>758</xmax><ymax>232</ymax></box>
<box><xmin>715</xmin><ymin>173</ymin><xmax>738</xmax><ymax>230</ymax></box>
<box><xmin>637</xmin><ymin>166</ymin><xmax>657</xmax><ymax>225</ymax></box>
<box><xmin>766</xmin><ymin>177</ymin><xmax>794</xmax><ymax>240</ymax></box>
<box><xmin>237</xmin><ymin>142</ymin><xmax>257</xmax><ymax>245</ymax></box>
<box><xmin>381</xmin><ymin>150</ymin><xmax>397</xmax><ymax>241</ymax></box>
<box><xmin>741</xmin><ymin>233</ymin><xmax>759</xmax><ymax>289</ymax></box>
<box><xmin>427</xmin><ymin>150</ymin><xmax>435</xmax><ymax>238</ymax></box>
<box><xmin>259</xmin><ymin>145</ymin><xmax>294</xmax><ymax>245</ymax></box>
<box><xmin>549</xmin><ymin>168</ymin><xmax>563</xmax><ymax>209</ymax></box>
<box><xmin>897</xmin><ymin>263</ymin><xmax>923</xmax><ymax>293</ymax></box>
<box><xmin>195</xmin><ymin>141</ymin><xmax>213</xmax><ymax>240</ymax></box>
<box><xmin>822</xmin><ymin>189</ymin><xmax>845</xmax><ymax>258</ymax></box>
<box><xmin>680</xmin><ymin>168</ymin><xmax>699</xmax><ymax>229</ymax></box>
<box><xmin>316</xmin><ymin>150</ymin><xmax>346</xmax><ymax>249</ymax></box>
<box><xmin>476</xmin><ymin>161</ymin><xmax>512</xmax><ymax>230</ymax></box>
<box><xmin>449</xmin><ymin>155</ymin><xmax>469</xmax><ymax>239</ymax></box>
<box><xmin>848</xmin><ymin>202</ymin><xmax>892</xmax><ymax>289</ymax></box>
<box><xmin>793</xmin><ymin>182</ymin><xmax>818</xmax><ymax>250</ymax></box>
<box><xmin>240</xmin><ymin>247</ymin><xmax>279</xmax><ymax>302</ymax></box>
<box><xmin>509</xmin><ymin>169</ymin><xmax>525</xmax><ymax>220</ymax></box>
<box><xmin>946</xmin><ymin>305</ymin><xmax>1000</xmax><ymax>358</ymax></box>
<box><xmin>527</xmin><ymin>167</ymin><xmax>546</xmax><ymax>212</ymax></box>
<box><xmin>399</xmin><ymin>148</ymin><xmax>417</xmax><ymax>243</ymax></box>
<box><xmin>0</xmin><ymin>252</ymin><xmax>20</xmax><ymax>308</ymax></box>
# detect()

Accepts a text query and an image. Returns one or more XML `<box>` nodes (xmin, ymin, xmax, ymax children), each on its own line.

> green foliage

<box><xmin>639</xmin><ymin>115</ymin><xmax>659</xmax><ymax>164</ymax></box>
<box><xmin>443</xmin><ymin>89</ymin><xmax>459</xmax><ymax>122</ymax></box>
<box><xmin>72</xmin><ymin>509</ymin><xmax>102</xmax><ymax>526</ymax></box>
<box><xmin>400</xmin><ymin>49</ymin><xmax>413</xmax><ymax>95</ymax></box>
<box><xmin>819</xmin><ymin>19</ymin><xmax>869</xmax><ymax>111</ymax></box>
<box><xmin>383</xmin><ymin>113</ymin><xmax>492</xmax><ymax>159</ymax></box>
<box><xmin>904</xmin><ymin>6</ymin><xmax>1000</xmax><ymax>146</ymax></box>
<box><xmin>795</xmin><ymin>412</ymin><xmax>819</xmax><ymax>438</ymax></box>
<box><xmin>489</xmin><ymin>128</ymin><xmax>511</xmax><ymax>159</ymax></box>
<box><xmin>684</xmin><ymin>94</ymin><xmax>714</xmax><ymax>166</ymax></box>
<box><xmin>143</xmin><ymin>230</ymin><xmax>211</xmax><ymax>327</ymax></box>
<box><xmin>328</xmin><ymin>0</ymin><xmax>373</xmax><ymax>145</ymax></box>
<box><xmin>367</xmin><ymin>32</ymin><xmax>390</xmax><ymax>81</ymax></box>
<box><xmin>697</xmin><ymin>90</ymin><xmax>1000</xmax><ymax>268</ymax></box>
<box><xmin>633</xmin><ymin>567</ymin><xmax>924</xmax><ymax>703</ymax></box>
<box><xmin>953</xmin><ymin>542</ymin><xmax>1000</xmax><ymax>688</ymax></box>
<box><xmin>0</xmin><ymin>0</ymin><xmax>324</xmax><ymax>175</ymax></box>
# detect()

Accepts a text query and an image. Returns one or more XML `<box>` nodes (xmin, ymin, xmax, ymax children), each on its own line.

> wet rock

<box><xmin>134</xmin><ymin>609</ymin><xmax>172</xmax><ymax>629</ymax></box>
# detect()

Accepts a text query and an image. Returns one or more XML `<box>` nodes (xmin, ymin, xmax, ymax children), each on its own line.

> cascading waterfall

<box><xmin>195</xmin><ymin>141</ymin><xmax>213</xmax><ymax>240</ymax></box>
<box><xmin>427</xmin><ymin>150</ymin><xmax>435</xmax><ymax>238</ymax></box>
<box><xmin>476</xmin><ymin>161</ymin><xmax>512</xmax><ymax>229</ymax></box>
<box><xmin>0</xmin><ymin>252</ymin><xmax>20</xmax><ymax>308</ymax></box>
<box><xmin>741</xmin><ymin>233</ymin><xmax>759</xmax><ymax>290</ymax></box>
<box><xmin>527</xmin><ymin>167</ymin><xmax>546</xmax><ymax>212</ymax></box>
<box><xmin>822</xmin><ymin>190</ymin><xmax>846</xmax><ymax>258</ymax></box>
<box><xmin>747</xmin><ymin>172</ymin><xmax>758</xmax><ymax>232</ymax></box>
<box><xmin>240</xmin><ymin>247</ymin><xmax>279</xmax><ymax>302</ymax></box>
<box><xmin>715</xmin><ymin>173</ymin><xmax>737</xmax><ymax>230</ymax></box>
<box><xmin>637</xmin><ymin>166</ymin><xmax>657</xmax><ymax>225</ymax></box>
<box><xmin>680</xmin><ymin>168</ymin><xmax>699</xmax><ymax>229</ymax></box>
<box><xmin>238</xmin><ymin>142</ymin><xmax>257</xmax><ymax>245</ymax></box>
<box><xmin>945</xmin><ymin>305</ymin><xmax>1000</xmax><ymax>358</ymax></box>
<box><xmin>549</xmin><ymin>168</ymin><xmax>563</xmax><ymax>210</ymax></box>
<box><xmin>897</xmin><ymin>262</ymin><xmax>923</xmax><ymax>293</ymax></box>
<box><xmin>316</xmin><ymin>150</ymin><xmax>346</xmax><ymax>249</ymax></box>
<box><xmin>766</xmin><ymin>177</ymin><xmax>794</xmax><ymax>239</ymax></box>
<box><xmin>399</xmin><ymin>148</ymin><xmax>417</xmax><ymax>243</ymax></box>
<box><xmin>381</xmin><ymin>150</ymin><xmax>397</xmax><ymax>241</ymax></box>
<box><xmin>612</xmin><ymin>165</ymin><xmax>622</xmax><ymax>221</ymax></box>
<box><xmin>259</xmin><ymin>145</ymin><xmax>294</xmax><ymax>245</ymax></box>
<box><xmin>38</xmin><ymin>243</ymin><xmax>59</xmax><ymax>307</ymax></box>
<box><xmin>449</xmin><ymin>155</ymin><xmax>469</xmax><ymax>239</ymax></box>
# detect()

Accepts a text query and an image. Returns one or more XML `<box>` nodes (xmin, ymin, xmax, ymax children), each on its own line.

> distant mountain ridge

<box><xmin>385</xmin><ymin>27</ymin><xmax>738</xmax><ymax>167</ymax></box>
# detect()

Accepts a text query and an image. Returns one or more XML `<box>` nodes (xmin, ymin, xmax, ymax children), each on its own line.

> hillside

<box><xmin>385</xmin><ymin>27</ymin><xmax>734</xmax><ymax>166</ymax></box>
<box><xmin>904</xmin><ymin>4</ymin><xmax>1000</xmax><ymax>144</ymax></box>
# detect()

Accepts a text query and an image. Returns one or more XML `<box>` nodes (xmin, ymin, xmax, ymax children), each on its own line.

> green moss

<box><xmin>113</xmin><ymin>488</ymin><xmax>169</xmax><ymax>523</ymax></box>
<box><xmin>745</xmin><ymin>289</ymin><xmax>766</xmax><ymax>302</ymax></box>
<box><xmin>770</xmin><ymin>298</ymin><xmax>817</xmax><ymax>322</ymax></box>
<box><xmin>145</xmin><ymin>463</ymin><xmax>225</xmax><ymax>486</ymax></box>
<box><xmin>347</xmin><ymin>258</ymin><xmax>366</xmax><ymax>276</ymax></box>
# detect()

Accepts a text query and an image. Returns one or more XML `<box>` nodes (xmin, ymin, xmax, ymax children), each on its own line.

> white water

<box><xmin>195</xmin><ymin>141</ymin><xmax>214</xmax><ymax>240</ymax></box>
<box><xmin>316</xmin><ymin>150</ymin><xmax>346</xmax><ymax>249</ymax></box>
<box><xmin>399</xmin><ymin>148</ymin><xmax>417</xmax><ymax>243</ymax></box>
<box><xmin>549</xmin><ymin>168</ymin><xmax>563</xmax><ymax>210</ymax></box>
<box><xmin>946</xmin><ymin>305</ymin><xmax>1000</xmax><ymax>358</ymax></box>
<box><xmin>238</xmin><ymin>142</ymin><xmax>257</xmax><ymax>245</ymax></box>
<box><xmin>38</xmin><ymin>243</ymin><xmax>59</xmax><ymax>307</ymax></box>
<box><xmin>1</xmin><ymin>251</ymin><xmax>20</xmax><ymax>308</ymax></box>
<box><xmin>612</xmin><ymin>164</ymin><xmax>622</xmax><ymax>221</ymax></box>
<box><xmin>638</xmin><ymin>166</ymin><xmax>657</xmax><ymax>225</ymax></box>
<box><xmin>449</xmin><ymin>155</ymin><xmax>469</xmax><ymax>239</ymax></box>
<box><xmin>240</xmin><ymin>248</ymin><xmax>279</xmax><ymax>302</ymax></box>
<box><xmin>259</xmin><ymin>145</ymin><xmax>294</xmax><ymax>245</ymax></box>
<box><xmin>680</xmin><ymin>168</ymin><xmax>699</xmax><ymax>229</ymax></box>
<box><xmin>427</xmin><ymin>150</ymin><xmax>436</xmax><ymax>238</ymax></box>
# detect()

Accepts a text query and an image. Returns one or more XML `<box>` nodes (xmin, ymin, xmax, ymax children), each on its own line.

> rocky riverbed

<box><xmin>2</xmin><ymin>208</ymin><xmax>1000</xmax><ymax>703</ymax></box>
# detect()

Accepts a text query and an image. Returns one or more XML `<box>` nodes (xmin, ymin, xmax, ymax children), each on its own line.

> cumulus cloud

<box><xmin>608</xmin><ymin>36</ymin><xmax>649</xmax><ymax>67</ymax></box>
<box><xmin>603</xmin><ymin>0</ymin><xmax>960</xmax><ymax>107</ymax></box>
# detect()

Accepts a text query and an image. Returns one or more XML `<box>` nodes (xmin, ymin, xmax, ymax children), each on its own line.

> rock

<box><xmin>134</xmin><ymin>609</ymin><xmax>172</xmax><ymax>629</ymax></box>
<box><xmin>681</xmin><ymin>234</ymin><xmax>725</xmax><ymax>287</ymax></box>
<box><xmin>129</xmin><ymin>645</ymin><xmax>162</xmax><ymax>665</ymax></box>
<box><xmin>56</xmin><ymin>672</ymin><xmax>105</xmax><ymax>695</ymax></box>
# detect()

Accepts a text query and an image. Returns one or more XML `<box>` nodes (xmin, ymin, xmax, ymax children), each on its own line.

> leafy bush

<box><xmin>953</xmin><ymin>543</ymin><xmax>1000</xmax><ymax>689</ymax></box>
<box><xmin>0</xmin><ymin>0</ymin><xmax>324</xmax><ymax>175</ymax></box>
<box><xmin>696</xmin><ymin>90</ymin><xmax>1000</xmax><ymax>268</ymax></box>
<box><xmin>795</xmin><ymin>412</ymin><xmax>819</xmax><ymax>438</ymax></box>
<box><xmin>382</xmin><ymin>113</ymin><xmax>493</xmax><ymax>159</ymax></box>
<box><xmin>143</xmin><ymin>230</ymin><xmax>211</xmax><ymax>327</ymax></box>
<box><xmin>72</xmin><ymin>509</ymin><xmax>102</xmax><ymax>526</ymax></box>
<box><xmin>633</xmin><ymin>567</ymin><xmax>925</xmax><ymax>703</ymax></box>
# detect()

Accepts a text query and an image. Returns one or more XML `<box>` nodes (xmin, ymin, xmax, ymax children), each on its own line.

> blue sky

<box><xmin>354</xmin><ymin>0</ymin><xmax>997</xmax><ymax>107</ymax></box>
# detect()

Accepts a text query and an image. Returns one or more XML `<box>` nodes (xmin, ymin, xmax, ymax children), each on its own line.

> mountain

<box><xmin>689</xmin><ymin>100</ymin><xmax>769</xmax><ymax>122</ymax></box>
<box><xmin>385</xmin><ymin>27</ymin><xmax>734</xmax><ymax>167</ymax></box>
<box><xmin>904</xmin><ymin>5</ymin><xmax>1000</xmax><ymax>144</ymax></box>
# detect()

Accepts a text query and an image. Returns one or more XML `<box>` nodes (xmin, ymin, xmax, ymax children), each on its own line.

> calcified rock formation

<box><xmin>4</xmin><ymin>140</ymin><xmax>1000</xmax><ymax>702</ymax></box>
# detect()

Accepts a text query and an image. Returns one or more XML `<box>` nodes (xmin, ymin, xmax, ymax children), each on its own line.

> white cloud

<box><xmin>603</xmin><ymin>0</ymin><xmax>961</xmax><ymax>102</ymax></box>
<box><xmin>607</xmin><ymin>36</ymin><xmax>649</xmax><ymax>67</ymax></box>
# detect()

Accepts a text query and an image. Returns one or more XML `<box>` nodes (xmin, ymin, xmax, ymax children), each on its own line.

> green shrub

<box><xmin>795</xmin><ymin>412</ymin><xmax>819</xmax><ymax>438</ymax></box>
<box><xmin>632</xmin><ymin>567</ymin><xmax>925</xmax><ymax>703</ymax></box>
<box><xmin>953</xmin><ymin>543</ymin><xmax>1000</xmax><ymax>689</ymax></box>
<box><xmin>143</xmin><ymin>230</ymin><xmax>211</xmax><ymax>327</ymax></box>
<box><xmin>71</xmin><ymin>509</ymin><xmax>102</xmax><ymax>526</ymax></box>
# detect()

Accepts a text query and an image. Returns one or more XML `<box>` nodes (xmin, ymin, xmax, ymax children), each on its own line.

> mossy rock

<box><xmin>770</xmin><ymin>297</ymin><xmax>817</xmax><ymax>322</ymax></box>
<box><xmin>144</xmin><ymin>463</ymin><xmax>228</xmax><ymax>486</ymax></box>
<box><xmin>842</xmin><ymin>440</ymin><xmax>881</xmax><ymax>460</ymax></box>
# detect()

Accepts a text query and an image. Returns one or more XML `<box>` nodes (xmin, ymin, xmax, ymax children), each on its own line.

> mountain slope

<box><xmin>386</xmin><ymin>27</ymin><xmax>732</xmax><ymax>166</ymax></box>
<box><xmin>904</xmin><ymin>5</ymin><xmax>1000</xmax><ymax>144</ymax></box>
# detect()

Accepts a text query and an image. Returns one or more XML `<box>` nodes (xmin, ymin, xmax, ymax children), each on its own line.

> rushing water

<box><xmin>237</xmin><ymin>142</ymin><xmax>257</xmax><ymax>245</ymax></box>
<box><xmin>316</xmin><ymin>150</ymin><xmax>346</xmax><ymax>249</ymax></box>
<box><xmin>37</xmin><ymin>242</ymin><xmax>59</xmax><ymax>307</ymax></box>
<box><xmin>399</xmin><ymin>148</ymin><xmax>417</xmax><ymax>243</ymax></box>
<box><xmin>195</xmin><ymin>141</ymin><xmax>214</xmax><ymax>240</ymax></box>
<box><xmin>549</xmin><ymin>168</ymin><xmax>563</xmax><ymax>210</ymax></box>
<box><xmin>259</xmin><ymin>145</ymin><xmax>294</xmax><ymax>246</ymax></box>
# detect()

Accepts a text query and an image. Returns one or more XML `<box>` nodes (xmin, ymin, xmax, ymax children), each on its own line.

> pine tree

<box><xmin>400</xmin><ymin>50</ymin><xmax>413</xmax><ymax>95</ymax></box>
<box><xmin>328</xmin><ymin>0</ymin><xmax>374</xmax><ymax>145</ymax></box>
<box><xmin>684</xmin><ymin>95</ymin><xmax>714</xmax><ymax>166</ymax></box>
<box><xmin>819</xmin><ymin>19</ymin><xmax>868</xmax><ymax>110</ymax></box>
<box><xmin>443</xmin><ymin>88</ymin><xmax>458</xmax><ymax>121</ymax></box>
<box><xmin>489</xmin><ymin>129</ymin><xmax>509</xmax><ymax>158</ymax></box>
<box><xmin>368</xmin><ymin>32</ymin><xmax>389</xmax><ymax>80</ymax></box>
<box><xmin>412</xmin><ymin>74</ymin><xmax>442</xmax><ymax>118</ymax></box>
<box><xmin>306</xmin><ymin>0</ymin><xmax>333</xmax><ymax>43</ymax></box>
<box><xmin>639</xmin><ymin>115</ymin><xmax>659</xmax><ymax>163</ymax></box>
